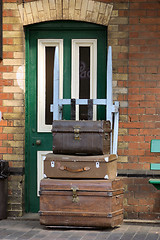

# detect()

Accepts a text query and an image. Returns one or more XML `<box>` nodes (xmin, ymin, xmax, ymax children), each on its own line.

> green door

<box><xmin>25</xmin><ymin>21</ymin><xmax>107</xmax><ymax>212</ymax></box>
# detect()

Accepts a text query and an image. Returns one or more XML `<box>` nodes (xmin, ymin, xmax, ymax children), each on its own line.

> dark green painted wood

<box><xmin>25</xmin><ymin>21</ymin><xmax>107</xmax><ymax>212</ymax></box>
<box><xmin>149</xmin><ymin>179</ymin><xmax>160</xmax><ymax>190</ymax></box>
<box><xmin>150</xmin><ymin>139</ymin><xmax>160</xmax><ymax>152</ymax></box>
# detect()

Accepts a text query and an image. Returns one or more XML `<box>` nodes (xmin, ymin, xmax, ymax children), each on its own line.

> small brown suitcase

<box><xmin>39</xmin><ymin>178</ymin><xmax>123</xmax><ymax>228</ymax></box>
<box><xmin>52</xmin><ymin>120</ymin><xmax>111</xmax><ymax>155</ymax></box>
<box><xmin>44</xmin><ymin>153</ymin><xmax>117</xmax><ymax>179</ymax></box>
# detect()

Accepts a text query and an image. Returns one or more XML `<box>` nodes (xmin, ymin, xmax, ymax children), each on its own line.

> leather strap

<box><xmin>59</xmin><ymin>166</ymin><xmax>90</xmax><ymax>173</ymax></box>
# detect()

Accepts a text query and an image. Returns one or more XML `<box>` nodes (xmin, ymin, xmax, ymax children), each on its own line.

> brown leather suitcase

<box><xmin>44</xmin><ymin>153</ymin><xmax>117</xmax><ymax>179</ymax></box>
<box><xmin>52</xmin><ymin>120</ymin><xmax>111</xmax><ymax>155</ymax></box>
<box><xmin>39</xmin><ymin>178</ymin><xmax>124</xmax><ymax>228</ymax></box>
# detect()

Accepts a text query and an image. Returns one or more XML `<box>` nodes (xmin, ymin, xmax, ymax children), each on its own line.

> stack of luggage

<box><xmin>39</xmin><ymin>111</ymin><xmax>124</xmax><ymax>228</ymax></box>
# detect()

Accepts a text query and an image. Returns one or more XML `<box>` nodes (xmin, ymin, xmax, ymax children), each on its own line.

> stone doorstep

<box><xmin>8</xmin><ymin>213</ymin><xmax>39</xmax><ymax>221</ymax></box>
<box><xmin>7</xmin><ymin>213</ymin><xmax>160</xmax><ymax>225</ymax></box>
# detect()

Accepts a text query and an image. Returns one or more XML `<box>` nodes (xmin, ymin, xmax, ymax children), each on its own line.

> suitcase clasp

<box><xmin>71</xmin><ymin>187</ymin><xmax>79</xmax><ymax>203</ymax></box>
<box><xmin>74</xmin><ymin>127</ymin><xmax>80</xmax><ymax>140</ymax></box>
<box><xmin>105</xmin><ymin>133</ymin><xmax>109</xmax><ymax>140</ymax></box>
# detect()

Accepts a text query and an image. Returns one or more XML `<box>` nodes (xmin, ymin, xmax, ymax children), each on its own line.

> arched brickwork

<box><xmin>17</xmin><ymin>0</ymin><xmax>113</xmax><ymax>26</ymax></box>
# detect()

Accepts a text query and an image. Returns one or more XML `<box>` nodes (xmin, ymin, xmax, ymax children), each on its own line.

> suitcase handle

<box><xmin>59</xmin><ymin>166</ymin><xmax>90</xmax><ymax>173</ymax></box>
<box><xmin>71</xmin><ymin>99</ymin><xmax>93</xmax><ymax>120</ymax></box>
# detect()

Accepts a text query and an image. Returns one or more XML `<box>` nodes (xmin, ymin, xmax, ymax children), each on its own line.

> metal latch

<box><xmin>105</xmin><ymin>133</ymin><xmax>109</xmax><ymax>140</ymax></box>
<box><xmin>71</xmin><ymin>187</ymin><xmax>79</xmax><ymax>203</ymax></box>
<box><xmin>74</xmin><ymin>127</ymin><xmax>80</xmax><ymax>140</ymax></box>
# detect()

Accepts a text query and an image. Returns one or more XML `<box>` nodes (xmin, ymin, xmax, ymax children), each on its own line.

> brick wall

<box><xmin>106</xmin><ymin>0</ymin><xmax>160</xmax><ymax>220</ymax></box>
<box><xmin>106</xmin><ymin>0</ymin><xmax>160</xmax><ymax>219</ymax></box>
<box><xmin>1</xmin><ymin>0</ymin><xmax>25</xmax><ymax>217</ymax></box>
<box><xmin>1</xmin><ymin>0</ymin><xmax>160</xmax><ymax>219</ymax></box>
<box><xmin>122</xmin><ymin>0</ymin><xmax>160</xmax><ymax>219</ymax></box>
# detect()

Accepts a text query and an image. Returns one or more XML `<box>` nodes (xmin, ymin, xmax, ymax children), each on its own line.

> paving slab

<box><xmin>0</xmin><ymin>219</ymin><xmax>160</xmax><ymax>240</ymax></box>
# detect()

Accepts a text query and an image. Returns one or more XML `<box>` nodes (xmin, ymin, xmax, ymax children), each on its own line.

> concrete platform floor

<box><xmin>0</xmin><ymin>216</ymin><xmax>160</xmax><ymax>240</ymax></box>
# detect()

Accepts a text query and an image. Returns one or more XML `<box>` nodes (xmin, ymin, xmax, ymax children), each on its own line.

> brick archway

<box><xmin>18</xmin><ymin>0</ymin><xmax>113</xmax><ymax>26</ymax></box>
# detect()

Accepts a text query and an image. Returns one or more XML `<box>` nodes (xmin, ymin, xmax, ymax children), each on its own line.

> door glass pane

<box><xmin>45</xmin><ymin>47</ymin><xmax>55</xmax><ymax>125</ymax></box>
<box><xmin>79</xmin><ymin>47</ymin><xmax>90</xmax><ymax>120</ymax></box>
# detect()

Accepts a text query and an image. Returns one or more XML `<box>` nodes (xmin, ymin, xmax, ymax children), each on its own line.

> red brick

<box><xmin>128</xmin><ymin>108</ymin><xmax>145</xmax><ymax>115</ymax></box>
<box><xmin>142</xmin><ymin>163</ymin><xmax>150</xmax><ymax>170</ymax></box>
<box><xmin>123</xmin><ymin>163</ymin><xmax>142</xmax><ymax>170</ymax></box>
<box><xmin>125</xmin><ymin>149</ymin><xmax>145</xmax><ymax>156</ymax></box>
<box><xmin>140</xmin><ymin>129</ymin><xmax>160</xmax><ymax>136</ymax></box>
<box><xmin>133</xmin><ymin>205</ymin><xmax>149</xmax><ymax>213</ymax></box>
<box><xmin>144</xmin><ymin>95</ymin><xmax>155</xmax><ymax>101</ymax></box>
<box><xmin>8</xmin><ymin>134</ymin><xmax>13</xmax><ymax>140</ymax></box>
<box><xmin>129</xmin><ymin>10</ymin><xmax>146</xmax><ymax>17</ymax></box>
<box><xmin>139</xmin><ymin>3</ymin><xmax>160</xmax><ymax>10</ymax></box>
<box><xmin>128</xmin><ymin>81</ymin><xmax>145</xmax><ymax>88</ymax></box>
<box><xmin>3</xmin><ymin>52</ymin><xmax>13</xmax><ymax>59</ymax></box>
<box><xmin>129</xmin><ymin>32</ymin><xmax>139</xmax><ymax>38</ymax></box>
<box><xmin>130</xmin><ymin>3</ymin><xmax>140</xmax><ymax>9</ymax></box>
<box><xmin>139</xmin><ymin>101</ymin><xmax>155</xmax><ymax>108</ymax></box>
<box><xmin>0</xmin><ymin>80</ymin><xmax>13</xmax><ymax>86</ymax></box>
<box><xmin>129</xmin><ymin>66</ymin><xmax>145</xmax><ymax>73</ymax></box>
<box><xmin>0</xmin><ymin>118</ymin><xmax>7</xmax><ymax>126</ymax></box>
<box><xmin>128</xmin><ymin>74</ymin><xmax>140</xmax><ymax>81</ymax></box>
<box><xmin>0</xmin><ymin>93</ymin><xmax>13</xmax><ymax>100</ymax></box>
<box><xmin>0</xmin><ymin>147</ymin><xmax>7</xmax><ymax>153</ymax></box>
<box><xmin>119</xmin><ymin>10</ymin><xmax>129</xmax><ymax>17</ymax></box>
<box><xmin>140</xmin><ymin>115</ymin><xmax>160</xmax><ymax>122</ymax></box>
<box><xmin>118</xmin><ymin>52</ymin><xmax>128</xmax><ymax>59</ymax></box>
<box><xmin>120</xmin><ymin>135</ymin><xmax>145</xmax><ymax>142</ymax></box>
<box><xmin>144</xmin><ymin>122</ymin><xmax>155</xmax><ymax>129</ymax></box>
<box><xmin>139</xmin><ymin>156</ymin><xmax>160</xmax><ymax>163</ymax></box>
<box><xmin>128</xmin><ymin>142</ymin><xmax>139</xmax><ymax>149</ymax></box>
<box><xmin>0</xmin><ymin>134</ymin><xmax>7</xmax><ymax>140</ymax></box>
<box><xmin>3</xmin><ymin>38</ymin><xmax>13</xmax><ymax>45</ymax></box>
<box><xmin>3</xmin><ymin>10</ymin><xmax>13</xmax><ymax>17</ymax></box>
<box><xmin>129</xmin><ymin>46</ymin><xmax>140</xmax><ymax>52</ymax></box>
<box><xmin>128</xmin><ymin>95</ymin><xmax>145</xmax><ymax>101</ymax></box>
<box><xmin>120</xmin><ymin>122</ymin><xmax>144</xmax><ymax>129</ymax></box>
<box><xmin>145</xmin><ymin>108</ymin><xmax>156</xmax><ymax>115</ymax></box>
<box><xmin>119</xmin><ymin>108</ymin><xmax>127</xmax><ymax>115</ymax></box>
<box><xmin>155</xmin><ymin>122</ymin><xmax>160</xmax><ymax>128</ymax></box>
<box><xmin>3</xmin><ymin>24</ymin><xmax>13</xmax><ymax>31</ymax></box>
<box><xmin>129</xmin><ymin>17</ymin><xmax>139</xmax><ymax>24</ymax></box>
<box><xmin>8</xmin><ymin>107</ymin><xmax>13</xmax><ymax>113</ymax></box>
<box><xmin>128</xmin><ymin>88</ymin><xmax>139</xmax><ymax>94</ymax></box>
<box><xmin>140</xmin><ymin>88</ymin><xmax>160</xmax><ymax>94</ymax></box>
<box><xmin>129</xmin><ymin>129</ymin><xmax>139</xmax><ymax>135</ymax></box>
<box><xmin>140</xmin><ymin>17</ymin><xmax>160</xmax><ymax>24</ymax></box>
<box><xmin>8</xmin><ymin>148</ymin><xmax>12</xmax><ymax>154</ymax></box>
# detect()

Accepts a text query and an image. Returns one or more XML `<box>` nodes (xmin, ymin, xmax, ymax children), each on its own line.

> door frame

<box><xmin>25</xmin><ymin>21</ymin><xmax>107</xmax><ymax>212</ymax></box>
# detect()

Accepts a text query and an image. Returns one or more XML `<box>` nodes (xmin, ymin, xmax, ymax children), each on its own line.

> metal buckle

<box><xmin>71</xmin><ymin>187</ymin><xmax>79</xmax><ymax>203</ymax></box>
<box><xmin>74</xmin><ymin>128</ymin><xmax>80</xmax><ymax>140</ymax></box>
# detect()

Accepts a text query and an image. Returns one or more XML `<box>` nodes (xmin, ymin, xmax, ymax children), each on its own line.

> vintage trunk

<box><xmin>44</xmin><ymin>153</ymin><xmax>117</xmax><ymax>179</ymax></box>
<box><xmin>52</xmin><ymin>120</ymin><xmax>111</xmax><ymax>155</ymax></box>
<box><xmin>39</xmin><ymin>178</ymin><xmax>123</xmax><ymax>228</ymax></box>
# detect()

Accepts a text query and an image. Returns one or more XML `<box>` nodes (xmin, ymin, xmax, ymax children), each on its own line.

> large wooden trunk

<box><xmin>39</xmin><ymin>179</ymin><xmax>123</xmax><ymax>228</ymax></box>
<box><xmin>52</xmin><ymin>120</ymin><xmax>111</xmax><ymax>155</ymax></box>
<box><xmin>44</xmin><ymin>153</ymin><xmax>117</xmax><ymax>179</ymax></box>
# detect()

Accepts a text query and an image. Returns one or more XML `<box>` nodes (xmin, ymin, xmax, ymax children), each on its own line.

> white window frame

<box><xmin>37</xmin><ymin>39</ymin><xmax>63</xmax><ymax>132</ymax></box>
<box><xmin>71</xmin><ymin>39</ymin><xmax>97</xmax><ymax>120</ymax></box>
